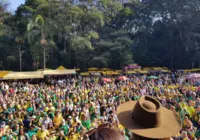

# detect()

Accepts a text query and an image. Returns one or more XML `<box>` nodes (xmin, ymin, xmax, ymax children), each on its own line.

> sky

<box><xmin>8</xmin><ymin>0</ymin><xmax>25</xmax><ymax>12</ymax></box>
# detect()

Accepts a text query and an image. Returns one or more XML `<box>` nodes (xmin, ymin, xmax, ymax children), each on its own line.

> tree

<box><xmin>126</xmin><ymin>0</ymin><xmax>200</xmax><ymax>69</ymax></box>
<box><xmin>0</xmin><ymin>0</ymin><xmax>10</xmax><ymax>35</ymax></box>
<box><xmin>27</xmin><ymin>14</ymin><xmax>55</xmax><ymax>69</ymax></box>
<box><xmin>90</xmin><ymin>27</ymin><xmax>133</xmax><ymax>69</ymax></box>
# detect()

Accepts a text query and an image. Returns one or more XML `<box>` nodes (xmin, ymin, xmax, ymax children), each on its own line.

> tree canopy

<box><xmin>1</xmin><ymin>0</ymin><xmax>200</xmax><ymax>71</ymax></box>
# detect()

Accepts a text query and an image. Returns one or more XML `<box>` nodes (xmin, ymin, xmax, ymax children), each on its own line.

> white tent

<box><xmin>3</xmin><ymin>71</ymin><xmax>44</xmax><ymax>80</ymax></box>
<box><xmin>43</xmin><ymin>69</ymin><xmax>76</xmax><ymax>75</ymax></box>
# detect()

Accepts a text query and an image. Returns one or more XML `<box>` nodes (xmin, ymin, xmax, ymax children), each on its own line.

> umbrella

<box><xmin>186</xmin><ymin>73</ymin><xmax>200</xmax><ymax>79</ymax></box>
<box><xmin>196</xmin><ymin>82</ymin><xmax>200</xmax><ymax>86</ymax></box>
<box><xmin>118</xmin><ymin>76</ymin><xmax>128</xmax><ymax>81</ymax></box>
<box><xmin>148</xmin><ymin>76</ymin><xmax>158</xmax><ymax>79</ymax></box>
<box><xmin>102</xmin><ymin>78</ymin><xmax>112</xmax><ymax>82</ymax></box>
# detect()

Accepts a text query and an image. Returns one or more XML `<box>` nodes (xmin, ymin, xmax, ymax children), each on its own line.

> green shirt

<box><xmin>77</xmin><ymin>126</ymin><xmax>82</xmax><ymax>133</ymax></box>
<box><xmin>59</xmin><ymin>124</ymin><xmax>69</xmax><ymax>135</ymax></box>
<box><xmin>27</xmin><ymin>107</ymin><xmax>34</xmax><ymax>113</ymax></box>
<box><xmin>125</xmin><ymin>135</ymin><xmax>129</xmax><ymax>140</ymax></box>
<box><xmin>82</xmin><ymin>120</ymin><xmax>91</xmax><ymax>130</ymax></box>
<box><xmin>2</xmin><ymin>136</ymin><xmax>8</xmax><ymax>140</ymax></box>
<box><xmin>27</xmin><ymin>128</ymin><xmax>38</xmax><ymax>138</ymax></box>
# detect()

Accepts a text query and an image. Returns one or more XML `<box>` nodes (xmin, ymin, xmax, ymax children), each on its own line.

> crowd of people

<box><xmin>0</xmin><ymin>73</ymin><xmax>200</xmax><ymax>140</ymax></box>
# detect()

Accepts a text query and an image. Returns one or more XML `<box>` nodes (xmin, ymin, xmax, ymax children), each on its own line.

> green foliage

<box><xmin>71</xmin><ymin>36</ymin><xmax>94</xmax><ymax>50</ymax></box>
<box><xmin>6</xmin><ymin>56</ymin><xmax>15</xmax><ymax>62</ymax></box>
<box><xmin>7</xmin><ymin>0</ymin><xmax>200</xmax><ymax>70</ymax></box>
<box><xmin>6</xmin><ymin>55</ymin><xmax>16</xmax><ymax>69</ymax></box>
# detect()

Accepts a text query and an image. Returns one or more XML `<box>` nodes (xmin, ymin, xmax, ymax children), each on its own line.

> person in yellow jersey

<box><xmin>187</xmin><ymin>100</ymin><xmax>195</xmax><ymax>118</ymax></box>
<box><xmin>36</xmin><ymin>125</ymin><xmax>49</xmax><ymax>140</ymax></box>
<box><xmin>53</xmin><ymin>111</ymin><xmax>63</xmax><ymax>129</ymax></box>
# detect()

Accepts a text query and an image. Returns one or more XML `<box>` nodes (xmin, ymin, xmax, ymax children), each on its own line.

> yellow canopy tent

<box><xmin>184</xmin><ymin>69</ymin><xmax>192</xmax><ymax>72</ymax></box>
<box><xmin>138</xmin><ymin>70</ymin><xmax>148</xmax><ymax>74</ymax></box>
<box><xmin>80</xmin><ymin>72</ymin><xmax>90</xmax><ymax>76</ymax></box>
<box><xmin>134</xmin><ymin>69</ymin><xmax>141</xmax><ymax>72</ymax></box>
<box><xmin>190</xmin><ymin>68</ymin><xmax>200</xmax><ymax>72</ymax></box>
<box><xmin>116</xmin><ymin>70</ymin><xmax>123</xmax><ymax>73</ymax></box>
<box><xmin>163</xmin><ymin>67</ymin><xmax>169</xmax><ymax>70</ymax></box>
<box><xmin>112</xmin><ymin>71</ymin><xmax>120</xmax><ymax>75</ymax></box>
<box><xmin>0</xmin><ymin>71</ymin><xmax>10</xmax><ymax>79</ymax></box>
<box><xmin>75</xmin><ymin>68</ymin><xmax>80</xmax><ymax>71</ymax></box>
<box><xmin>3</xmin><ymin>71</ymin><xmax>44</xmax><ymax>80</ymax></box>
<box><xmin>152</xmin><ymin>67</ymin><xmax>164</xmax><ymax>70</ymax></box>
<box><xmin>88</xmin><ymin>67</ymin><xmax>98</xmax><ymax>71</ymax></box>
<box><xmin>101</xmin><ymin>71</ymin><xmax>119</xmax><ymax>75</ymax></box>
<box><xmin>56</xmin><ymin>65</ymin><xmax>67</xmax><ymax>70</ymax></box>
<box><xmin>101</xmin><ymin>68</ymin><xmax>110</xmax><ymax>71</ymax></box>
<box><xmin>43</xmin><ymin>69</ymin><xmax>76</xmax><ymax>75</ymax></box>
<box><xmin>105</xmin><ymin>71</ymin><xmax>120</xmax><ymax>75</ymax></box>
<box><xmin>143</xmin><ymin>67</ymin><xmax>151</xmax><ymax>71</ymax></box>
<box><xmin>161</xmin><ymin>70</ymin><xmax>170</xmax><ymax>73</ymax></box>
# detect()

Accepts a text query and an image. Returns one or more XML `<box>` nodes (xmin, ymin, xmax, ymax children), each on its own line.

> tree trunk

<box><xmin>68</xmin><ymin>40</ymin><xmax>71</xmax><ymax>68</ymax></box>
<box><xmin>199</xmin><ymin>57</ymin><xmax>200</xmax><ymax>68</ymax></box>
<box><xmin>19</xmin><ymin>46</ymin><xmax>22</xmax><ymax>71</ymax></box>
<box><xmin>63</xmin><ymin>35</ymin><xmax>66</xmax><ymax>53</ymax></box>
<box><xmin>192</xmin><ymin>61</ymin><xmax>195</xmax><ymax>69</ymax></box>
<box><xmin>43</xmin><ymin>46</ymin><xmax>46</xmax><ymax>69</ymax></box>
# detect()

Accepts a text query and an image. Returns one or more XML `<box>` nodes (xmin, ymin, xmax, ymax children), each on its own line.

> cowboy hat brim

<box><xmin>117</xmin><ymin>101</ymin><xmax>182</xmax><ymax>139</ymax></box>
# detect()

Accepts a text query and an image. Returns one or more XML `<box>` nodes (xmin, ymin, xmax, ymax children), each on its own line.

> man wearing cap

<box><xmin>117</xmin><ymin>96</ymin><xmax>182</xmax><ymax>140</ymax></box>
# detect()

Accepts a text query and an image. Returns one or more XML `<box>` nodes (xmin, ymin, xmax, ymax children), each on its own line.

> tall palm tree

<box><xmin>27</xmin><ymin>15</ymin><xmax>48</xmax><ymax>69</ymax></box>
<box><xmin>15</xmin><ymin>35</ymin><xmax>25</xmax><ymax>71</ymax></box>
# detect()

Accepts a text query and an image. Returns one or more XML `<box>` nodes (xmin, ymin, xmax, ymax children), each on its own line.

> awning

<box><xmin>80</xmin><ymin>72</ymin><xmax>90</xmax><ymax>76</ymax></box>
<box><xmin>138</xmin><ymin>70</ymin><xmax>148</xmax><ymax>74</ymax></box>
<box><xmin>43</xmin><ymin>69</ymin><xmax>76</xmax><ymax>75</ymax></box>
<box><xmin>184</xmin><ymin>69</ymin><xmax>192</xmax><ymax>72</ymax></box>
<box><xmin>116</xmin><ymin>70</ymin><xmax>123</xmax><ymax>73</ymax></box>
<box><xmin>190</xmin><ymin>68</ymin><xmax>200</xmax><ymax>72</ymax></box>
<box><xmin>3</xmin><ymin>71</ymin><xmax>44</xmax><ymax>80</ymax></box>
<box><xmin>0</xmin><ymin>71</ymin><xmax>11</xmax><ymax>79</ymax></box>
<box><xmin>152</xmin><ymin>67</ymin><xmax>164</xmax><ymax>70</ymax></box>
<box><xmin>161</xmin><ymin>70</ymin><xmax>170</xmax><ymax>73</ymax></box>
<box><xmin>143</xmin><ymin>67</ymin><xmax>151</xmax><ymax>70</ymax></box>
<box><xmin>102</xmin><ymin>71</ymin><xmax>120</xmax><ymax>75</ymax></box>
<box><xmin>88</xmin><ymin>67</ymin><xmax>98</xmax><ymax>71</ymax></box>
<box><xmin>101</xmin><ymin>68</ymin><xmax>110</xmax><ymax>71</ymax></box>
<box><xmin>56</xmin><ymin>65</ymin><xmax>67</xmax><ymax>70</ymax></box>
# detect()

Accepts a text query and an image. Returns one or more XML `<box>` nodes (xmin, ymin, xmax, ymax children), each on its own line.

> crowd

<box><xmin>0</xmin><ymin>73</ymin><xmax>200</xmax><ymax>140</ymax></box>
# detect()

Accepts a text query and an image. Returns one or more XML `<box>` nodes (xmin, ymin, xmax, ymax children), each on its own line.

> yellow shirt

<box><xmin>53</xmin><ymin>115</ymin><xmax>63</xmax><ymax>126</ymax></box>
<box><xmin>113</xmin><ymin>124</ymin><xmax>124</xmax><ymax>131</ymax></box>
<box><xmin>36</xmin><ymin>130</ymin><xmax>49</xmax><ymax>139</ymax></box>
<box><xmin>179</xmin><ymin>102</ymin><xmax>186</xmax><ymax>108</ymax></box>
<box><xmin>187</xmin><ymin>106</ymin><xmax>195</xmax><ymax>117</ymax></box>
<box><xmin>69</xmin><ymin>133</ymin><xmax>80</xmax><ymax>140</ymax></box>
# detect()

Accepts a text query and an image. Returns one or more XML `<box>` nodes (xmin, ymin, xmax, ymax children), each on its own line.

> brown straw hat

<box><xmin>117</xmin><ymin>96</ymin><xmax>182</xmax><ymax>139</ymax></box>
